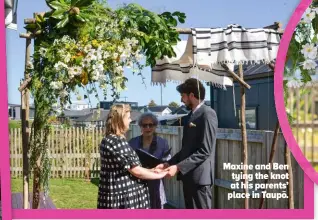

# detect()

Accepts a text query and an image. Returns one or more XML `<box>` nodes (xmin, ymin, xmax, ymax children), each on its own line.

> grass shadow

<box><xmin>90</xmin><ymin>178</ymin><xmax>99</xmax><ymax>188</ymax></box>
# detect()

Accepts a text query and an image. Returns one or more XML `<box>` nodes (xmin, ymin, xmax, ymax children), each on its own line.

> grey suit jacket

<box><xmin>169</xmin><ymin>104</ymin><xmax>218</xmax><ymax>185</ymax></box>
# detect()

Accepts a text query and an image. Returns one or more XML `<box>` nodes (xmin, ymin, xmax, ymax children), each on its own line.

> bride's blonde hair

<box><xmin>105</xmin><ymin>104</ymin><xmax>131</xmax><ymax>136</ymax></box>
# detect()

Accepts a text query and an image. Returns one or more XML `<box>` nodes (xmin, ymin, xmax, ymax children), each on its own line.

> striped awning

<box><xmin>5</xmin><ymin>0</ymin><xmax>18</xmax><ymax>30</ymax></box>
<box><xmin>151</xmin><ymin>24</ymin><xmax>280</xmax><ymax>89</ymax></box>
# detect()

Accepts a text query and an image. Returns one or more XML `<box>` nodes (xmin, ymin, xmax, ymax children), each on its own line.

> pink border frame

<box><xmin>0</xmin><ymin>0</ymin><xmax>315</xmax><ymax>219</ymax></box>
<box><xmin>275</xmin><ymin>0</ymin><xmax>318</xmax><ymax>186</ymax></box>
<box><xmin>1</xmin><ymin>0</ymin><xmax>12</xmax><ymax>220</ymax></box>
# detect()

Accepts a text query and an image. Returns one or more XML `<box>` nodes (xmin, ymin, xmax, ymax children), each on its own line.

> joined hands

<box><xmin>151</xmin><ymin>163</ymin><xmax>179</xmax><ymax>178</ymax></box>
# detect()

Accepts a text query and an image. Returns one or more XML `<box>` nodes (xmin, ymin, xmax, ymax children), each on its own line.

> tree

<box><xmin>168</xmin><ymin>101</ymin><xmax>180</xmax><ymax>108</ymax></box>
<box><xmin>148</xmin><ymin>100</ymin><xmax>157</xmax><ymax>107</ymax></box>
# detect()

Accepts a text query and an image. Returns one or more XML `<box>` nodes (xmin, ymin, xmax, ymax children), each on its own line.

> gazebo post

<box><xmin>238</xmin><ymin>64</ymin><xmax>249</xmax><ymax>209</ymax></box>
<box><xmin>259</xmin><ymin>122</ymin><xmax>280</xmax><ymax>208</ymax></box>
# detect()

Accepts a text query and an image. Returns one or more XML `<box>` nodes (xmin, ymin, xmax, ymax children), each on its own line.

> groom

<box><xmin>157</xmin><ymin>78</ymin><xmax>218</xmax><ymax>209</ymax></box>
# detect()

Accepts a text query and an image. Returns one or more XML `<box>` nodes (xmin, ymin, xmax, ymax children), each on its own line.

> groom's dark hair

<box><xmin>176</xmin><ymin>78</ymin><xmax>205</xmax><ymax>100</ymax></box>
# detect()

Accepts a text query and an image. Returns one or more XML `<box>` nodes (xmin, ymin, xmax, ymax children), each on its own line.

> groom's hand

<box><xmin>155</xmin><ymin>163</ymin><xmax>169</xmax><ymax>170</ymax></box>
<box><xmin>165</xmin><ymin>165</ymin><xmax>179</xmax><ymax>177</ymax></box>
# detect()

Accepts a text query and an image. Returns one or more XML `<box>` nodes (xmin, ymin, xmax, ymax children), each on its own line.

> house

<box><xmin>164</xmin><ymin>65</ymin><xmax>276</xmax><ymax>131</ymax></box>
<box><xmin>8</xmin><ymin>103</ymin><xmax>35</xmax><ymax>120</ymax></box>
<box><xmin>68</xmin><ymin>100</ymin><xmax>91</xmax><ymax>111</ymax></box>
<box><xmin>73</xmin><ymin>109</ymin><xmax>142</xmax><ymax>127</ymax></box>
<box><xmin>100</xmin><ymin>101</ymin><xmax>138</xmax><ymax>110</ymax></box>
<box><xmin>147</xmin><ymin>106</ymin><xmax>172</xmax><ymax>116</ymax></box>
<box><xmin>60</xmin><ymin>108</ymin><xmax>92</xmax><ymax>120</ymax></box>
<box><xmin>171</xmin><ymin>101</ymin><xmax>211</xmax><ymax>115</ymax></box>
<box><xmin>210</xmin><ymin>64</ymin><xmax>277</xmax><ymax>131</ymax></box>
<box><xmin>132</xmin><ymin>106</ymin><xmax>148</xmax><ymax>112</ymax></box>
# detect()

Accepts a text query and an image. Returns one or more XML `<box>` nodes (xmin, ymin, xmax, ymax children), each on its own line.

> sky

<box><xmin>6</xmin><ymin>0</ymin><xmax>301</xmax><ymax>107</ymax></box>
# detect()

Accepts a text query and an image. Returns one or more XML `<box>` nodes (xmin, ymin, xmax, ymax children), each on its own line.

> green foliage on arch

<box><xmin>24</xmin><ymin>0</ymin><xmax>186</xmax><ymax>202</ymax></box>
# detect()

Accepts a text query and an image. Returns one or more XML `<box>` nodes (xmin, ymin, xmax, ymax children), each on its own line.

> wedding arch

<box><xmin>18</xmin><ymin>0</ymin><xmax>186</xmax><ymax>209</ymax></box>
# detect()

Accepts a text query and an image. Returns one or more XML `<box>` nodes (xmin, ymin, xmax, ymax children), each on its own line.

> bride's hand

<box><xmin>151</xmin><ymin>168</ymin><xmax>164</xmax><ymax>173</ymax></box>
<box><xmin>155</xmin><ymin>170</ymin><xmax>168</xmax><ymax>178</ymax></box>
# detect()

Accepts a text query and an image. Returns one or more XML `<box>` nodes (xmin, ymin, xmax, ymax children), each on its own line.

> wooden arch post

<box><xmin>19</xmin><ymin>13</ymin><xmax>38</xmax><ymax>209</ymax></box>
<box><xmin>20</xmin><ymin>36</ymin><xmax>31</xmax><ymax>209</ymax></box>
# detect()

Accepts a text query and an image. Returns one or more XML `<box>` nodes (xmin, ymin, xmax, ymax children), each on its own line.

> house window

<box><xmin>9</xmin><ymin>108</ymin><xmax>16</xmax><ymax>118</ymax></box>
<box><xmin>237</xmin><ymin>107</ymin><xmax>258</xmax><ymax>130</ymax></box>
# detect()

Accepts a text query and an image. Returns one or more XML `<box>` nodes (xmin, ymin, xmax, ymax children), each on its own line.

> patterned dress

<box><xmin>97</xmin><ymin>134</ymin><xmax>150</xmax><ymax>209</ymax></box>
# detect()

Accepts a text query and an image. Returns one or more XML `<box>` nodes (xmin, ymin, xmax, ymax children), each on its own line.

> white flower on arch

<box><xmin>303</xmin><ymin>59</ymin><xmax>317</xmax><ymax>70</ymax></box>
<box><xmin>302</xmin><ymin>8</ymin><xmax>316</xmax><ymax>23</ymax></box>
<box><xmin>301</xmin><ymin>43</ymin><xmax>317</xmax><ymax>59</ymax></box>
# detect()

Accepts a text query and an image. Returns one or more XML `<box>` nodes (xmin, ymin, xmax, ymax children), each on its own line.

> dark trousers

<box><xmin>182</xmin><ymin>182</ymin><xmax>212</xmax><ymax>209</ymax></box>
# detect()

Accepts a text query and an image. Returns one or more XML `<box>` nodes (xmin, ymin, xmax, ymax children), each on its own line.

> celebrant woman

<box><xmin>128</xmin><ymin>113</ymin><xmax>171</xmax><ymax>209</ymax></box>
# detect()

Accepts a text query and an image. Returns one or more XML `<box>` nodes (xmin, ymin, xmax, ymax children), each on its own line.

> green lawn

<box><xmin>9</xmin><ymin>120</ymin><xmax>21</xmax><ymax>129</ymax></box>
<box><xmin>11</xmin><ymin>178</ymin><xmax>99</xmax><ymax>209</ymax></box>
<box><xmin>11</xmin><ymin>178</ymin><xmax>177</xmax><ymax>209</ymax></box>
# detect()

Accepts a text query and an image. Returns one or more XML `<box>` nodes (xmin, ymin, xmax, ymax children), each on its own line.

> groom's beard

<box><xmin>185</xmin><ymin>102</ymin><xmax>193</xmax><ymax>111</ymax></box>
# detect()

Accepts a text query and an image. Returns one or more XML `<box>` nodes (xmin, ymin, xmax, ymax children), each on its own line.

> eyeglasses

<box><xmin>141</xmin><ymin>123</ymin><xmax>155</xmax><ymax>128</ymax></box>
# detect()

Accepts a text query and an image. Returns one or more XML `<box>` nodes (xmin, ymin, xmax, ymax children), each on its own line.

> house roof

<box><xmin>62</xmin><ymin>108</ymin><xmax>94</xmax><ymax>117</ymax></box>
<box><xmin>74</xmin><ymin>110</ymin><xmax>142</xmax><ymax>122</ymax></box>
<box><xmin>70</xmin><ymin>100</ymin><xmax>89</xmax><ymax>105</ymax></box>
<box><xmin>8</xmin><ymin>103</ymin><xmax>20</xmax><ymax>107</ymax></box>
<box><xmin>8</xmin><ymin>103</ymin><xmax>35</xmax><ymax>109</ymax></box>
<box><xmin>131</xmin><ymin>106</ymin><xmax>147</xmax><ymax>111</ymax></box>
<box><xmin>171</xmin><ymin>101</ymin><xmax>211</xmax><ymax>115</ymax></box>
<box><xmin>233</xmin><ymin>64</ymin><xmax>273</xmax><ymax>79</ymax></box>
<box><xmin>171</xmin><ymin>105</ymin><xmax>190</xmax><ymax>115</ymax></box>
<box><xmin>74</xmin><ymin>110</ymin><xmax>109</xmax><ymax>122</ymax></box>
<box><xmin>168</xmin><ymin>107</ymin><xmax>178</xmax><ymax>112</ymax></box>
<box><xmin>148</xmin><ymin>106</ymin><xmax>171</xmax><ymax>112</ymax></box>
<box><xmin>157</xmin><ymin>114</ymin><xmax>188</xmax><ymax>121</ymax></box>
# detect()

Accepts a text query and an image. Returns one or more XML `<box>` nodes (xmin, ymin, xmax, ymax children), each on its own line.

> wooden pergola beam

<box><xmin>175</xmin><ymin>22</ymin><xmax>283</xmax><ymax>34</ymax></box>
<box><xmin>19</xmin><ymin>77</ymin><xmax>32</xmax><ymax>92</ymax></box>
<box><xmin>19</xmin><ymin>31</ymin><xmax>42</xmax><ymax>39</ymax></box>
<box><xmin>221</xmin><ymin>64</ymin><xmax>251</xmax><ymax>89</ymax></box>
<box><xmin>263</xmin><ymin>22</ymin><xmax>283</xmax><ymax>32</ymax></box>
<box><xmin>24</xmin><ymin>12</ymin><xmax>47</xmax><ymax>24</ymax></box>
<box><xmin>20</xmin><ymin>21</ymin><xmax>283</xmax><ymax>39</ymax></box>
